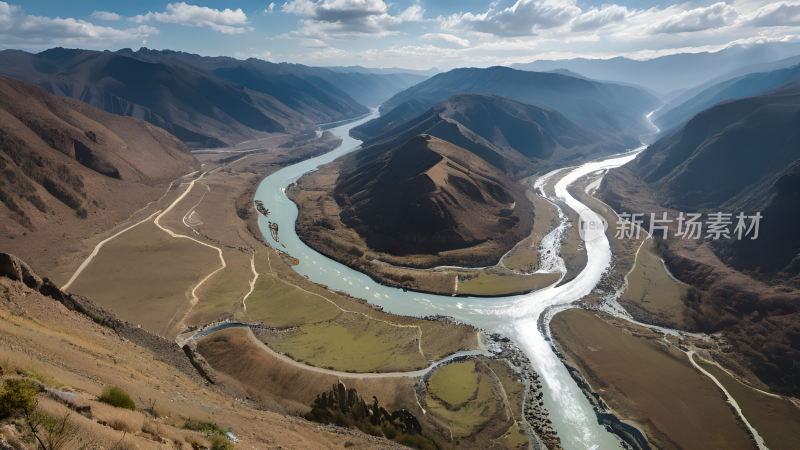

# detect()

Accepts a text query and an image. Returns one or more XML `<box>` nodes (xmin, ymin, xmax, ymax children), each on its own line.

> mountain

<box><xmin>379</xmin><ymin>66</ymin><xmax>661</xmax><ymax>146</ymax></box>
<box><xmin>544</xmin><ymin>69</ymin><xmax>665</xmax><ymax>101</ymax></box>
<box><xmin>623</xmin><ymin>83</ymin><xmax>800</xmax><ymax>274</ymax></box>
<box><xmin>651</xmin><ymin>63</ymin><xmax>800</xmax><ymax>132</ymax></box>
<box><xmin>512</xmin><ymin>42</ymin><xmax>800</xmax><ymax>93</ymax></box>
<box><xmin>350</xmin><ymin>98</ymin><xmax>429</xmax><ymax>140</ymax></box>
<box><xmin>356</xmin><ymin>94</ymin><xmax>622</xmax><ymax>179</ymax></box>
<box><xmin>598</xmin><ymin>84</ymin><xmax>800</xmax><ymax>396</ymax></box>
<box><xmin>0</xmin><ymin>76</ymin><xmax>198</xmax><ymax>273</ymax></box>
<box><xmin>0</xmin><ymin>48</ymin><xmax>423</xmax><ymax>148</ymax></box>
<box><xmin>325</xmin><ymin>65</ymin><xmax>440</xmax><ymax>77</ymax></box>
<box><xmin>334</xmin><ymin>134</ymin><xmax>533</xmax><ymax>258</ymax></box>
<box><xmin>657</xmin><ymin>54</ymin><xmax>800</xmax><ymax>119</ymax></box>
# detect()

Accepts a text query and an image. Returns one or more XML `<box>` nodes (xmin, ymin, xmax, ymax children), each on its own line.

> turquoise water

<box><xmin>254</xmin><ymin>110</ymin><xmax>636</xmax><ymax>449</ymax></box>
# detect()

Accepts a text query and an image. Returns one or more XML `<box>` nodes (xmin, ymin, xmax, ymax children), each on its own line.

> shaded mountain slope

<box><xmin>599</xmin><ymin>85</ymin><xmax>800</xmax><ymax>396</ymax></box>
<box><xmin>652</xmin><ymin>63</ymin><xmax>800</xmax><ymax>132</ymax></box>
<box><xmin>379</xmin><ymin>66</ymin><xmax>661</xmax><ymax>144</ymax></box>
<box><xmin>356</xmin><ymin>94</ymin><xmax>620</xmax><ymax>179</ymax></box>
<box><xmin>0</xmin><ymin>76</ymin><xmax>198</xmax><ymax>273</ymax></box>
<box><xmin>0</xmin><ymin>48</ymin><xmax>423</xmax><ymax>148</ymax></box>
<box><xmin>334</xmin><ymin>135</ymin><xmax>533</xmax><ymax>258</ymax></box>
<box><xmin>624</xmin><ymin>84</ymin><xmax>800</xmax><ymax>276</ymax></box>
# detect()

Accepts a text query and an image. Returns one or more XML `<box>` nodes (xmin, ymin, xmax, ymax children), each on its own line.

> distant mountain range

<box><xmin>354</xmin><ymin>94</ymin><xmax>620</xmax><ymax>179</ymax></box>
<box><xmin>324</xmin><ymin>65</ymin><xmax>440</xmax><ymax>77</ymax></box>
<box><xmin>0</xmin><ymin>76</ymin><xmax>198</xmax><ymax>273</ymax></box>
<box><xmin>335</xmin><ymin>134</ymin><xmax>533</xmax><ymax>258</ymax></box>
<box><xmin>651</xmin><ymin>62</ymin><xmax>800</xmax><ymax>133</ymax></box>
<box><xmin>512</xmin><ymin>42</ymin><xmax>800</xmax><ymax>94</ymax></box>
<box><xmin>379</xmin><ymin>66</ymin><xmax>661</xmax><ymax>147</ymax></box>
<box><xmin>0</xmin><ymin>48</ymin><xmax>424</xmax><ymax>148</ymax></box>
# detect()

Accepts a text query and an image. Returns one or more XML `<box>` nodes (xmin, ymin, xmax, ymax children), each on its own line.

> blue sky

<box><xmin>4</xmin><ymin>0</ymin><xmax>800</xmax><ymax>69</ymax></box>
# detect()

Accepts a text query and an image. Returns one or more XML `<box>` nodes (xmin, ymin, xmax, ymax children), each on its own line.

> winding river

<box><xmin>254</xmin><ymin>109</ymin><xmax>642</xmax><ymax>450</ymax></box>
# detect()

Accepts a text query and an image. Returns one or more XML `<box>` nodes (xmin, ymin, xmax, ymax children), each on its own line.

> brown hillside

<box><xmin>0</xmin><ymin>76</ymin><xmax>198</xmax><ymax>275</ymax></box>
<box><xmin>335</xmin><ymin>134</ymin><xmax>533</xmax><ymax>261</ymax></box>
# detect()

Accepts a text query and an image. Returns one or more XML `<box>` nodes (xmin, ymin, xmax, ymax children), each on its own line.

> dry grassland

<box><xmin>0</xmin><ymin>277</ymin><xmax>389</xmax><ymax>449</ymax></box>
<box><xmin>196</xmin><ymin>327</ymin><xmax>421</xmax><ymax>415</ymax></box>
<box><xmin>694</xmin><ymin>356</ymin><xmax>800</xmax><ymax>450</ymax></box>
<box><xmin>66</xmin><ymin>221</ymin><xmax>220</xmax><ymax>336</ymax></box>
<box><xmin>550</xmin><ymin>309</ymin><xmax>756</xmax><ymax>450</ymax></box>
<box><xmin>619</xmin><ymin>238</ymin><xmax>690</xmax><ymax>329</ymax></box>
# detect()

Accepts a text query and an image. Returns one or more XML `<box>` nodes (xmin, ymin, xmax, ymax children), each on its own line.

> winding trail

<box><xmin>687</xmin><ymin>351</ymin><xmax>769</xmax><ymax>450</ymax></box>
<box><xmin>155</xmin><ymin>174</ymin><xmax>228</xmax><ymax>334</ymax></box>
<box><xmin>62</xmin><ymin>210</ymin><xmax>162</xmax><ymax>291</ymax></box>
<box><xmin>234</xmin><ymin>327</ymin><xmax>488</xmax><ymax>378</ymax></box>
<box><xmin>241</xmin><ymin>252</ymin><xmax>258</xmax><ymax>312</ymax></box>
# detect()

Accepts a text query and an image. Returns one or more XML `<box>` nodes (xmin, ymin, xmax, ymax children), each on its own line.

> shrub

<box><xmin>98</xmin><ymin>386</ymin><xmax>135</xmax><ymax>410</ymax></box>
<box><xmin>185</xmin><ymin>436</ymin><xmax>204</xmax><ymax>450</ymax></box>
<box><xmin>0</xmin><ymin>379</ymin><xmax>38</xmax><ymax>418</ymax></box>
<box><xmin>182</xmin><ymin>418</ymin><xmax>225</xmax><ymax>435</ymax></box>
<box><xmin>209</xmin><ymin>435</ymin><xmax>235</xmax><ymax>450</ymax></box>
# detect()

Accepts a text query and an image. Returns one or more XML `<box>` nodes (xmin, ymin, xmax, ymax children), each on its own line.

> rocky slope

<box><xmin>0</xmin><ymin>76</ymin><xmax>198</xmax><ymax>274</ymax></box>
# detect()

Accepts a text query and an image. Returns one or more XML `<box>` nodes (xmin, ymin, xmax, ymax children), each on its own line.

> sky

<box><xmin>2</xmin><ymin>0</ymin><xmax>800</xmax><ymax>69</ymax></box>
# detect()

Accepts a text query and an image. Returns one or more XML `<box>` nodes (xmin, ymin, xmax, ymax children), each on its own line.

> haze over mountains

<box><xmin>651</xmin><ymin>62</ymin><xmax>800</xmax><ymax>132</ymax></box>
<box><xmin>380</xmin><ymin>66</ymin><xmax>661</xmax><ymax>147</ymax></box>
<box><xmin>0</xmin><ymin>48</ymin><xmax>424</xmax><ymax>149</ymax></box>
<box><xmin>512</xmin><ymin>42</ymin><xmax>800</xmax><ymax>95</ymax></box>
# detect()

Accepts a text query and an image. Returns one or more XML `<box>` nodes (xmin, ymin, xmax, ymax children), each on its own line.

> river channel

<box><xmin>254</xmin><ymin>109</ymin><xmax>642</xmax><ymax>450</ymax></box>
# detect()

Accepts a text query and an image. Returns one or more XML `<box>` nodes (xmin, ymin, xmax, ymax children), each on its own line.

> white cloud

<box><xmin>0</xmin><ymin>2</ymin><xmax>157</xmax><ymax>47</ymax></box>
<box><xmin>441</xmin><ymin>0</ymin><xmax>582</xmax><ymax>36</ymax></box>
<box><xmin>420</xmin><ymin>33</ymin><xmax>470</xmax><ymax>47</ymax></box>
<box><xmin>90</xmin><ymin>10</ymin><xmax>121</xmax><ymax>21</ymax></box>
<box><xmin>739</xmin><ymin>1</ymin><xmax>800</xmax><ymax>27</ymax></box>
<box><xmin>129</xmin><ymin>2</ymin><xmax>249</xmax><ymax>34</ymax></box>
<box><xmin>300</xmin><ymin>38</ymin><xmax>330</xmax><ymax>47</ymax></box>
<box><xmin>648</xmin><ymin>2</ymin><xmax>739</xmax><ymax>34</ymax></box>
<box><xmin>571</xmin><ymin>5</ymin><xmax>629</xmax><ymax>32</ymax></box>
<box><xmin>399</xmin><ymin>4</ymin><xmax>425</xmax><ymax>22</ymax></box>
<box><xmin>282</xmin><ymin>0</ymin><xmax>419</xmax><ymax>37</ymax></box>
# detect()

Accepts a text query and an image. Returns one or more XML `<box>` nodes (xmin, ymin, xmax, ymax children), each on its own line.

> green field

<box><xmin>457</xmin><ymin>271</ymin><xmax>560</xmax><ymax>296</ymax></box>
<box><xmin>695</xmin><ymin>356</ymin><xmax>800</xmax><ymax>450</ymax></box>
<box><xmin>426</xmin><ymin>360</ymin><xmax>500</xmax><ymax>438</ymax></box>
<box><xmin>244</xmin><ymin>276</ymin><xmax>341</xmax><ymax>327</ymax></box>
<box><xmin>268</xmin><ymin>312</ymin><xmax>428</xmax><ymax>373</ymax></box>
<box><xmin>428</xmin><ymin>360</ymin><xmax>481</xmax><ymax>405</ymax></box>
